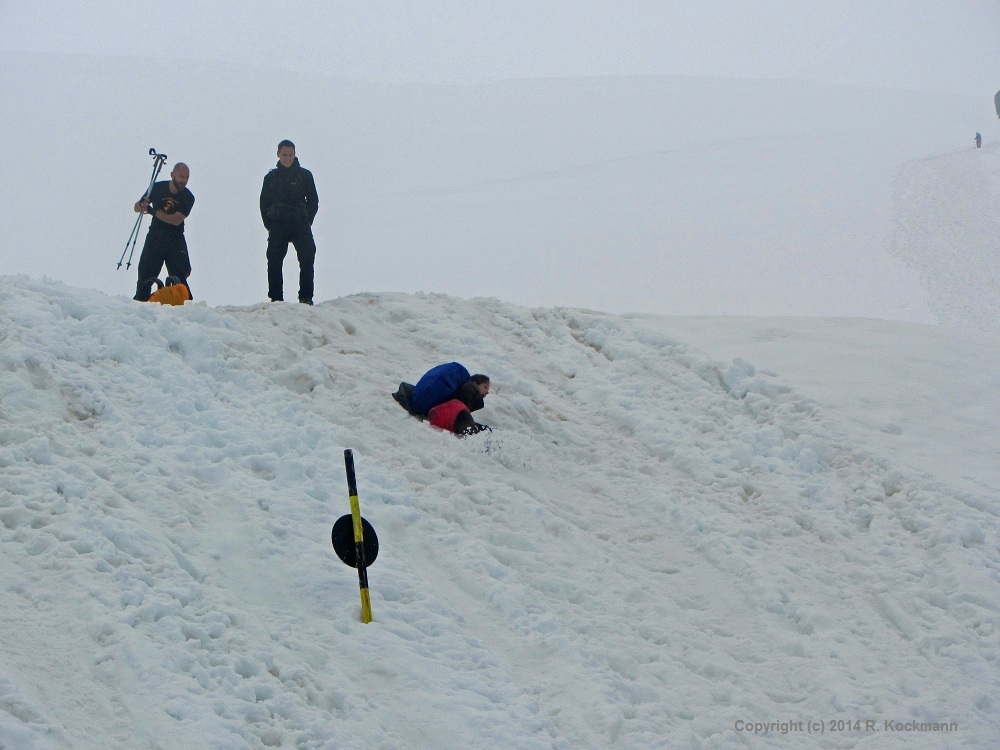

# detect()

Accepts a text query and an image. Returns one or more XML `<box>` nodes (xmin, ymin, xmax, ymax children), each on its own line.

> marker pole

<box><xmin>344</xmin><ymin>449</ymin><xmax>372</xmax><ymax>623</ymax></box>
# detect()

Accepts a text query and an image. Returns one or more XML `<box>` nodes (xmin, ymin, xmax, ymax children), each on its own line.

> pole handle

<box><xmin>344</xmin><ymin>449</ymin><xmax>359</xmax><ymax>496</ymax></box>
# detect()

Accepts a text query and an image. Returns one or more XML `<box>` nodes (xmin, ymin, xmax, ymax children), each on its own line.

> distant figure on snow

<box><xmin>132</xmin><ymin>162</ymin><xmax>195</xmax><ymax>301</ymax></box>
<box><xmin>975</xmin><ymin>132</ymin><xmax>982</xmax><ymax>148</ymax></box>
<box><xmin>393</xmin><ymin>363</ymin><xmax>492</xmax><ymax>435</ymax></box>
<box><xmin>260</xmin><ymin>140</ymin><xmax>319</xmax><ymax>304</ymax></box>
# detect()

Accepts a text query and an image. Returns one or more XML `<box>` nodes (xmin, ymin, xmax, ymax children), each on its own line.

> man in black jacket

<box><xmin>260</xmin><ymin>140</ymin><xmax>319</xmax><ymax>304</ymax></box>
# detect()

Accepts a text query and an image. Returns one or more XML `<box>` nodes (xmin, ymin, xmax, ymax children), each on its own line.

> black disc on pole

<box><xmin>331</xmin><ymin>514</ymin><xmax>379</xmax><ymax>568</ymax></box>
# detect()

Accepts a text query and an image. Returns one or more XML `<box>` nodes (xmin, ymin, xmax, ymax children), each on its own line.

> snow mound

<box><xmin>1</xmin><ymin>277</ymin><xmax>998</xmax><ymax>748</ymax></box>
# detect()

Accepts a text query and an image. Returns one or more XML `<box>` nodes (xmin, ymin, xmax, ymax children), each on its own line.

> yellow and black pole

<box><xmin>344</xmin><ymin>449</ymin><xmax>373</xmax><ymax>623</ymax></box>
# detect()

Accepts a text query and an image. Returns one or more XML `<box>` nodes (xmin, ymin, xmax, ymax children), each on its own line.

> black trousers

<box><xmin>134</xmin><ymin>231</ymin><xmax>192</xmax><ymax>301</ymax></box>
<box><xmin>266</xmin><ymin>224</ymin><xmax>316</xmax><ymax>302</ymax></box>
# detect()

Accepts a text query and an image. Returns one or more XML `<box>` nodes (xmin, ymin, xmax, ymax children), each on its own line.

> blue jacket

<box><xmin>411</xmin><ymin>362</ymin><xmax>470</xmax><ymax>415</ymax></box>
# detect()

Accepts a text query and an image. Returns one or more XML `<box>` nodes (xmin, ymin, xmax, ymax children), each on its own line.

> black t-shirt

<box><xmin>145</xmin><ymin>181</ymin><xmax>195</xmax><ymax>233</ymax></box>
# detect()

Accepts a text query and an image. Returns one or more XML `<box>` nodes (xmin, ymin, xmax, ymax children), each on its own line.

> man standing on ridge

<box><xmin>260</xmin><ymin>140</ymin><xmax>319</xmax><ymax>304</ymax></box>
<box><xmin>132</xmin><ymin>162</ymin><xmax>194</xmax><ymax>301</ymax></box>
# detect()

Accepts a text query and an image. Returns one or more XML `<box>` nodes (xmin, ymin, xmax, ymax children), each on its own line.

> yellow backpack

<box><xmin>147</xmin><ymin>276</ymin><xmax>191</xmax><ymax>306</ymax></box>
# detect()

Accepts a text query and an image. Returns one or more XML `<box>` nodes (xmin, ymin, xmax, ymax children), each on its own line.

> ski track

<box><xmin>0</xmin><ymin>277</ymin><xmax>998</xmax><ymax>748</ymax></box>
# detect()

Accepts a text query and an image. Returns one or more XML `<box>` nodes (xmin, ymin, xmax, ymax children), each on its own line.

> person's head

<box><xmin>277</xmin><ymin>140</ymin><xmax>296</xmax><ymax>168</ymax></box>
<box><xmin>170</xmin><ymin>163</ymin><xmax>190</xmax><ymax>189</ymax></box>
<box><xmin>470</xmin><ymin>374</ymin><xmax>491</xmax><ymax>397</ymax></box>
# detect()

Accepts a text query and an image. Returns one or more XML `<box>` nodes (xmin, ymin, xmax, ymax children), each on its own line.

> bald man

<box><xmin>132</xmin><ymin>162</ymin><xmax>195</xmax><ymax>301</ymax></box>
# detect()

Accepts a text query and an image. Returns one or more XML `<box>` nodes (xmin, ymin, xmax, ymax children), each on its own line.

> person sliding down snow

<box><xmin>392</xmin><ymin>363</ymin><xmax>492</xmax><ymax>434</ymax></box>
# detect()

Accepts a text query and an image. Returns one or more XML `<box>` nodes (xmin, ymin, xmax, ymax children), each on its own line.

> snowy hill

<box><xmin>1</xmin><ymin>277</ymin><xmax>997</xmax><ymax>748</ymax></box>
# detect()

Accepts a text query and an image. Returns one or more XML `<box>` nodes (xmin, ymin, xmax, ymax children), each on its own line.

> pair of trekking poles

<box><xmin>117</xmin><ymin>148</ymin><xmax>167</xmax><ymax>270</ymax></box>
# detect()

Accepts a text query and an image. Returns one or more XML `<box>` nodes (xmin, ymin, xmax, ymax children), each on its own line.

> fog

<box><xmin>1</xmin><ymin>51</ymin><xmax>994</xmax><ymax>320</ymax></box>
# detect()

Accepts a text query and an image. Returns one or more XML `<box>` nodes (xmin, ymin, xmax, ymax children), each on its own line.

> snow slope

<box><xmin>1</xmin><ymin>276</ymin><xmax>997</xmax><ymax>748</ymax></box>
<box><xmin>892</xmin><ymin>140</ymin><xmax>1000</xmax><ymax>334</ymax></box>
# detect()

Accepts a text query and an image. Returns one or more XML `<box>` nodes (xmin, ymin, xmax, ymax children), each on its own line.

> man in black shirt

<box><xmin>132</xmin><ymin>162</ymin><xmax>195</xmax><ymax>301</ymax></box>
<box><xmin>260</xmin><ymin>140</ymin><xmax>319</xmax><ymax>304</ymax></box>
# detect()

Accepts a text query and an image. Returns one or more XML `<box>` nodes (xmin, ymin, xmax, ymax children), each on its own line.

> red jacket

<box><xmin>427</xmin><ymin>399</ymin><xmax>471</xmax><ymax>433</ymax></box>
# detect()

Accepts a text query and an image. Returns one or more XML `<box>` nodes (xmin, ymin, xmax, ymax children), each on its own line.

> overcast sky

<box><xmin>1</xmin><ymin>1</ymin><xmax>997</xmax><ymax>94</ymax></box>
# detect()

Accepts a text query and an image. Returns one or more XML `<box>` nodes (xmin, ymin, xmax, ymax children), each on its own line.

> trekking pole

<box><xmin>118</xmin><ymin>148</ymin><xmax>167</xmax><ymax>269</ymax></box>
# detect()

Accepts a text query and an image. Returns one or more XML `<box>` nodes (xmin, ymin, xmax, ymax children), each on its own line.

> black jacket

<box><xmin>453</xmin><ymin>381</ymin><xmax>485</xmax><ymax>412</ymax></box>
<box><xmin>260</xmin><ymin>158</ymin><xmax>318</xmax><ymax>230</ymax></box>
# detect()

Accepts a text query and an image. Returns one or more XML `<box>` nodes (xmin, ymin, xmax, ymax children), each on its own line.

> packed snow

<box><xmin>1</xmin><ymin>275</ymin><xmax>997</xmax><ymax>749</ymax></box>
